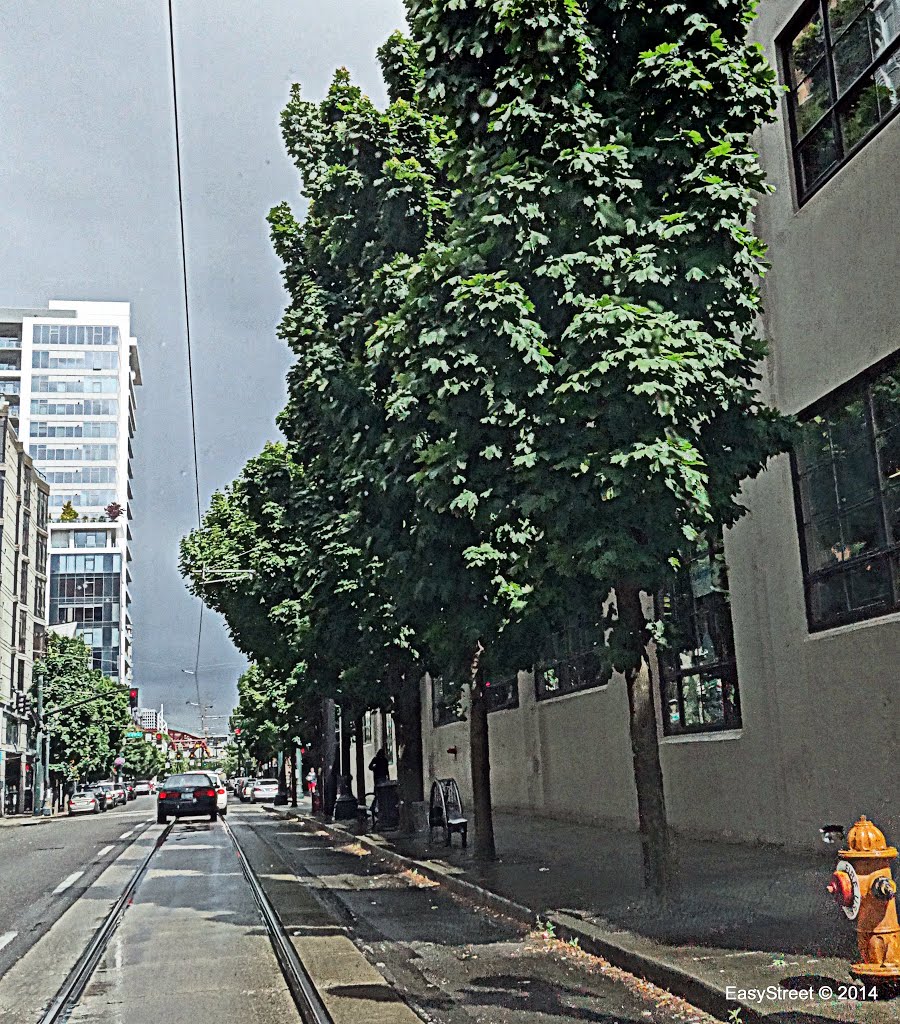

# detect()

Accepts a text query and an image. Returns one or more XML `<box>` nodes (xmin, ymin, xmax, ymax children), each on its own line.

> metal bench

<box><xmin>429</xmin><ymin>778</ymin><xmax>468</xmax><ymax>848</ymax></box>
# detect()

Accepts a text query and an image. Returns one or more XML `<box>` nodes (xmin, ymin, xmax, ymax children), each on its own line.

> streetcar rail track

<box><xmin>39</xmin><ymin>822</ymin><xmax>174</xmax><ymax>1024</ymax></box>
<box><xmin>223</xmin><ymin>816</ymin><xmax>334</xmax><ymax>1024</ymax></box>
<box><xmin>37</xmin><ymin>815</ymin><xmax>333</xmax><ymax>1024</ymax></box>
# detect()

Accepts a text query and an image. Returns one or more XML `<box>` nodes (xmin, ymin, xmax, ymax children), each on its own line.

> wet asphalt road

<box><xmin>232</xmin><ymin>805</ymin><xmax>713</xmax><ymax>1024</ymax></box>
<box><xmin>0</xmin><ymin>799</ymin><xmax>156</xmax><ymax>977</ymax></box>
<box><xmin>0</xmin><ymin>801</ymin><xmax>717</xmax><ymax>1024</ymax></box>
<box><xmin>70</xmin><ymin>817</ymin><xmax>296</xmax><ymax>1024</ymax></box>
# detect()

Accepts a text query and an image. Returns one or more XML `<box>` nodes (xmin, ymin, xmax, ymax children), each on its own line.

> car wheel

<box><xmin>220</xmin><ymin>807</ymin><xmax>227</xmax><ymax>816</ymax></box>
<box><xmin>68</xmin><ymin>810</ymin><xmax>74</xmax><ymax>816</ymax></box>
<box><xmin>209</xmin><ymin>808</ymin><xmax>217</xmax><ymax>822</ymax></box>
<box><xmin>157</xmin><ymin>811</ymin><xmax>167</xmax><ymax>824</ymax></box>
<box><xmin>251</xmin><ymin>794</ymin><xmax>256</xmax><ymax>803</ymax></box>
<box><xmin>94</xmin><ymin>804</ymin><xmax>100</xmax><ymax>814</ymax></box>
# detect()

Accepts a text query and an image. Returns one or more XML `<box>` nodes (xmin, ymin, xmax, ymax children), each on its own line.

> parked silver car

<box><xmin>68</xmin><ymin>789</ymin><xmax>103</xmax><ymax>815</ymax></box>
<box><xmin>249</xmin><ymin>778</ymin><xmax>279</xmax><ymax>803</ymax></box>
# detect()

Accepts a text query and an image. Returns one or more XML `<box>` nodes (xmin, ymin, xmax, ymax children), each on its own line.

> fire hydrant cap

<box><xmin>841</xmin><ymin>816</ymin><xmax>898</xmax><ymax>859</ymax></box>
<box><xmin>828</xmin><ymin>870</ymin><xmax>854</xmax><ymax>907</ymax></box>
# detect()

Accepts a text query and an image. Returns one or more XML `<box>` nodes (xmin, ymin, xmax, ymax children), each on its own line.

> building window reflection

<box><xmin>793</xmin><ymin>358</ymin><xmax>900</xmax><ymax>629</ymax></box>
<box><xmin>657</xmin><ymin>536</ymin><xmax>742</xmax><ymax>735</ymax></box>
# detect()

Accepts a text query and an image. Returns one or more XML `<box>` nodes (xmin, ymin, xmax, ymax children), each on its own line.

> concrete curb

<box><xmin>263</xmin><ymin>806</ymin><xmax>769</xmax><ymax>1024</ymax></box>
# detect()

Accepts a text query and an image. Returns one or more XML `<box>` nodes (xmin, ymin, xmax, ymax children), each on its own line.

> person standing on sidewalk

<box><xmin>368</xmin><ymin>747</ymin><xmax>389</xmax><ymax>818</ymax></box>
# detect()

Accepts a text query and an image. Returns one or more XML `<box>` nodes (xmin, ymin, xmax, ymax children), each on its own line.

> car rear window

<box><xmin>163</xmin><ymin>774</ymin><xmax>213</xmax><ymax>787</ymax></box>
<box><xmin>256</xmin><ymin>779</ymin><xmax>278</xmax><ymax>785</ymax></box>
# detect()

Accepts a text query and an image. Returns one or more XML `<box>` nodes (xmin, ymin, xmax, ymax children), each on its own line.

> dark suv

<box><xmin>156</xmin><ymin>772</ymin><xmax>219</xmax><ymax>824</ymax></box>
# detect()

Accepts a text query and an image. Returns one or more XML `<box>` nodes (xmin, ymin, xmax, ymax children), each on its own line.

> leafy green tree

<box><xmin>59</xmin><ymin>500</ymin><xmax>78</xmax><ymax>523</ymax></box>
<box><xmin>122</xmin><ymin>737</ymin><xmax>166</xmax><ymax>780</ymax></box>
<box><xmin>37</xmin><ymin>633</ymin><xmax>131</xmax><ymax>784</ymax></box>
<box><xmin>388</xmin><ymin>0</ymin><xmax>792</xmax><ymax>887</ymax></box>
<box><xmin>181</xmin><ymin>43</ymin><xmax>450</xmax><ymax>816</ymax></box>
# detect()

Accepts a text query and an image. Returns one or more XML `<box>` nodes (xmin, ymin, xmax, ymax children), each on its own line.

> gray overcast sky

<box><xmin>0</xmin><ymin>1</ymin><xmax>406</xmax><ymax>732</ymax></box>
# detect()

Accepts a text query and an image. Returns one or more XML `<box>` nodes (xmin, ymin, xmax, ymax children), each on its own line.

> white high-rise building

<box><xmin>0</xmin><ymin>301</ymin><xmax>140</xmax><ymax>683</ymax></box>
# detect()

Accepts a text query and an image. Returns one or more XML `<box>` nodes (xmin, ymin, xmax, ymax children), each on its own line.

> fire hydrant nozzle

<box><xmin>828</xmin><ymin>870</ymin><xmax>855</xmax><ymax>908</ymax></box>
<box><xmin>871</xmin><ymin>877</ymin><xmax>897</xmax><ymax>901</ymax></box>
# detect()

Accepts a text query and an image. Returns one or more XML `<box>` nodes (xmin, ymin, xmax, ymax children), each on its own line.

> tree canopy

<box><xmin>38</xmin><ymin>633</ymin><xmax>132</xmax><ymax>783</ymax></box>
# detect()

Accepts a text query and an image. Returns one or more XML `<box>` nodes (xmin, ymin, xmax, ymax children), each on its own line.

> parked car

<box><xmin>133</xmin><ymin>780</ymin><xmax>151</xmax><ymax>796</ymax></box>
<box><xmin>249</xmin><ymin>778</ymin><xmax>279</xmax><ymax>803</ymax></box>
<box><xmin>238</xmin><ymin>778</ymin><xmax>255</xmax><ymax>802</ymax></box>
<box><xmin>68</xmin><ymin>788</ymin><xmax>103</xmax><ymax>815</ymax></box>
<box><xmin>156</xmin><ymin>772</ymin><xmax>219</xmax><ymax>824</ymax></box>
<box><xmin>97</xmin><ymin>782</ymin><xmax>126</xmax><ymax>807</ymax></box>
<box><xmin>182</xmin><ymin>770</ymin><xmax>227</xmax><ymax>815</ymax></box>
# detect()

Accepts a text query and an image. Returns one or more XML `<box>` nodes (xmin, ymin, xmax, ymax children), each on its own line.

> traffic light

<box><xmin>128</xmin><ymin>687</ymin><xmax>138</xmax><ymax>710</ymax></box>
<box><xmin>234</xmin><ymin>727</ymin><xmax>241</xmax><ymax>737</ymax></box>
<box><xmin>14</xmin><ymin>691</ymin><xmax>29</xmax><ymax>716</ymax></box>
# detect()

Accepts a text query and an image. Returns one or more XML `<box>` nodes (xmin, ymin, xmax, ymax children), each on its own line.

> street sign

<box><xmin>126</xmin><ymin>731</ymin><xmax>143</xmax><ymax>738</ymax></box>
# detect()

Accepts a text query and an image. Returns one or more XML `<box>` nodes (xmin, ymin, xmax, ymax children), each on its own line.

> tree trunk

<box><xmin>616</xmin><ymin>582</ymin><xmax>674</xmax><ymax>898</ymax></box>
<box><xmin>394</xmin><ymin>672</ymin><xmax>424</xmax><ymax>832</ymax></box>
<box><xmin>290</xmin><ymin>750</ymin><xmax>297</xmax><ymax>807</ymax></box>
<box><xmin>354</xmin><ymin>714</ymin><xmax>367</xmax><ymax>806</ymax></box>
<box><xmin>468</xmin><ymin>641</ymin><xmax>496</xmax><ymax>861</ymax></box>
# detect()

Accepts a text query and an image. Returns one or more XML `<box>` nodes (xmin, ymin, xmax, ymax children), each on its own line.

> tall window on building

<box><xmin>793</xmin><ymin>359</ymin><xmax>900</xmax><ymax>629</ymax></box>
<box><xmin>782</xmin><ymin>0</ymin><xmax>900</xmax><ymax>202</ymax></box>
<box><xmin>657</xmin><ymin>537</ymin><xmax>742</xmax><ymax>735</ymax></box>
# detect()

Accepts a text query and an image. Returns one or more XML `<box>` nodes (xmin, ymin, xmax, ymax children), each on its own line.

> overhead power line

<box><xmin>167</xmin><ymin>0</ymin><xmax>205</xmax><ymax>727</ymax></box>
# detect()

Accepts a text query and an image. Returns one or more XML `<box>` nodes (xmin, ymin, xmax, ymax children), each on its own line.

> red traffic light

<box><xmin>129</xmin><ymin>688</ymin><xmax>138</xmax><ymax>699</ymax></box>
<box><xmin>234</xmin><ymin>727</ymin><xmax>241</xmax><ymax>736</ymax></box>
<box><xmin>155</xmin><ymin>733</ymin><xmax>162</xmax><ymax>741</ymax></box>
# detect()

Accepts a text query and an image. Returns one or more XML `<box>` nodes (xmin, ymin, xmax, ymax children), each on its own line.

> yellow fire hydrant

<box><xmin>826</xmin><ymin>816</ymin><xmax>900</xmax><ymax>982</ymax></box>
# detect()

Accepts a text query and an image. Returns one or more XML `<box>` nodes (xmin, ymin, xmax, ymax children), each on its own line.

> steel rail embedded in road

<box><xmin>222</xmin><ymin>816</ymin><xmax>334</xmax><ymax>1024</ymax></box>
<box><xmin>39</xmin><ymin>822</ymin><xmax>174</xmax><ymax>1024</ymax></box>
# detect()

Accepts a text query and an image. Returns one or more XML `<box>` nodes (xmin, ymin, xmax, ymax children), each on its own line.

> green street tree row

<box><xmin>180</xmin><ymin>0</ymin><xmax>793</xmax><ymax>892</ymax></box>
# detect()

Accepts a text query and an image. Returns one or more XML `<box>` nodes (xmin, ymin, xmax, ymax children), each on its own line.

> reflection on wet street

<box><xmin>68</xmin><ymin>820</ymin><xmax>296</xmax><ymax>1024</ymax></box>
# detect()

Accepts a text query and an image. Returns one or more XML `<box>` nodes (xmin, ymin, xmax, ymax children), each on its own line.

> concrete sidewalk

<box><xmin>0</xmin><ymin>812</ymin><xmax>58</xmax><ymax>827</ymax></box>
<box><xmin>273</xmin><ymin>806</ymin><xmax>897</xmax><ymax>1023</ymax></box>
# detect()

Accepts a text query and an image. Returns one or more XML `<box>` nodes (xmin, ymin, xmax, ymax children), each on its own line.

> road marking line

<box><xmin>119</xmin><ymin>830</ymin><xmax>133</xmax><ymax>839</ymax></box>
<box><xmin>0</xmin><ymin>932</ymin><xmax>16</xmax><ymax>952</ymax></box>
<box><xmin>52</xmin><ymin>872</ymin><xmax>84</xmax><ymax>896</ymax></box>
<box><xmin>96</xmin><ymin>845</ymin><xmax>114</xmax><ymax>859</ymax></box>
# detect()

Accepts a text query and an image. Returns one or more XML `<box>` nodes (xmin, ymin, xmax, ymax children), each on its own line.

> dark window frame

<box><xmin>431</xmin><ymin>675</ymin><xmax>465</xmax><ymax>728</ymax></box>
<box><xmin>657</xmin><ymin>537</ymin><xmax>743</xmax><ymax>736</ymax></box>
<box><xmin>534</xmin><ymin>625</ymin><xmax>608</xmax><ymax>702</ymax></box>
<box><xmin>484</xmin><ymin>674</ymin><xmax>520</xmax><ymax>713</ymax></box>
<box><xmin>791</xmin><ymin>351</ymin><xmax>900</xmax><ymax>630</ymax></box>
<box><xmin>780</xmin><ymin>0</ymin><xmax>900</xmax><ymax>205</ymax></box>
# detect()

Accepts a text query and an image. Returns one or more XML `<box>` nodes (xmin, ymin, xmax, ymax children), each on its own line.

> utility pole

<box><xmin>322</xmin><ymin>698</ymin><xmax>336</xmax><ymax>819</ymax></box>
<box><xmin>32</xmin><ymin>673</ymin><xmax>48</xmax><ymax>817</ymax></box>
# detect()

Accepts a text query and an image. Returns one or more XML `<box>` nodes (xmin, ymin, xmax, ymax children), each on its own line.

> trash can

<box><xmin>372</xmin><ymin>780</ymin><xmax>400</xmax><ymax>830</ymax></box>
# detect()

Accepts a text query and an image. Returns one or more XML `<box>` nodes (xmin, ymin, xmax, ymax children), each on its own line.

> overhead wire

<box><xmin>167</xmin><ymin>0</ymin><xmax>206</xmax><ymax>731</ymax></box>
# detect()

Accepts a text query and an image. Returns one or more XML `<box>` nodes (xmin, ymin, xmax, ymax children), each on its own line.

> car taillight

<box><xmin>158</xmin><ymin>791</ymin><xmax>168</xmax><ymax>800</ymax></box>
<box><xmin>89</xmin><ymin>799</ymin><xmax>95</xmax><ymax>805</ymax></box>
<box><xmin>217</xmin><ymin>788</ymin><xmax>225</xmax><ymax>795</ymax></box>
<box><xmin>194</xmin><ymin>788</ymin><xmax>216</xmax><ymax>798</ymax></box>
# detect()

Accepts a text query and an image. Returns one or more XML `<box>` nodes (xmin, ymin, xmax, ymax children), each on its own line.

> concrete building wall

<box><xmin>0</xmin><ymin>413</ymin><xmax>49</xmax><ymax>813</ymax></box>
<box><xmin>418</xmin><ymin>0</ymin><xmax>900</xmax><ymax>851</ymax></box>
